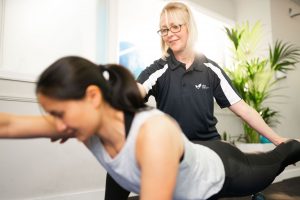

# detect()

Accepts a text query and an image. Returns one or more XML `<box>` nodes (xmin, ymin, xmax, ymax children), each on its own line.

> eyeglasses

<box><xmin>157</xmin><ymin>24</ymin><xmax>184</xmax><ymax>37</ymax></box>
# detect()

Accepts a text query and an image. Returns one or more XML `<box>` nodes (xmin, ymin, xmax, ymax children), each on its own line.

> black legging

<box><xmin>105</xmin><ymin>173</ymin><xmax>130</xmax><ymax>200</ymax></box>
<box><xmin>198</xmin><ymin>139</ymin><xmax>300</xmax><ymax>200</ymax></box>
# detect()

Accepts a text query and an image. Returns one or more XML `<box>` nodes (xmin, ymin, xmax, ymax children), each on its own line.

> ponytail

<box><xmin>36</xmin><ymin>56</ymin><xmax>146</xmax><ymax>112</ymax></box>
<box><xmin>99</xmin><ymin>64</ymin><xmax>146</xmax><ymax>112</ymax></box>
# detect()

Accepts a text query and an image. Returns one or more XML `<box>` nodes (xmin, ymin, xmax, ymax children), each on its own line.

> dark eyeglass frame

<box><xmin>157</xmin><ymin>24</ymin><xmax>184</xmax><ymax>37</ymax></box>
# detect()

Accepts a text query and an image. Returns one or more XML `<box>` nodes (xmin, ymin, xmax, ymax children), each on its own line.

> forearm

<box><xmin>0</xmin><ymin>113</ymin><xmax>57</xmax><ymax>139</ymax></box>
<box><xmin>240</xmin><ymin>107</ymin><xmax>283</xmax><ymax>145</ymax></box>
<box><xmin>229</xmin><ymin>101</ymin><xmax>286</xmax><ymax>145</ymax></box>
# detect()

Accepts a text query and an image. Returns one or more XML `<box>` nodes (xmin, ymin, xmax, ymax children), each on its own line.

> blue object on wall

<box><xmin>119</xmin><ymin>41</ymin><xmax>145</xmax><ymax>78</ymax></box>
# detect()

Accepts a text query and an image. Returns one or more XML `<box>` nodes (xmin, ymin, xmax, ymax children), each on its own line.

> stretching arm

<box><xmin>229</xmin><ymin>100</ymin><xmax>287</xmax><ymax>145</ymax></box>
<box><xmin>0</xmin><ymin>112</ymin><xmax>65</xmax><ymax>140</ymax></box>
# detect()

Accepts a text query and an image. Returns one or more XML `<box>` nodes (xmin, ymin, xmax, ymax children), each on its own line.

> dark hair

<box><xmin>36</xmin><ymin>56</ymin><xmax>146</xmax><ymax>112</ymax></box>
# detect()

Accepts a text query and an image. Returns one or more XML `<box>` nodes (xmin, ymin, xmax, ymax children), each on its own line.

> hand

<box><xmin>274</xmin><ymin>137</ymin><xmax>289</xmax><ymax>146</ymax></box>
<box><xmin>51</xmin><ymin>136</ymin><xmax>70</xmax><ymax>143</ymax></box>
<box><xmin>50</xmin><ymin>127</ymin><xmax>76</xmax><ymax>143</ymax></box>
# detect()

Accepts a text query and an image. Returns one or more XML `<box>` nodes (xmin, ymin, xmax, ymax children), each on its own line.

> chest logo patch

<box><xmin>195</xmin><ymin>83</ymin><xmax>209</xmax><ymax>90</ymax></box>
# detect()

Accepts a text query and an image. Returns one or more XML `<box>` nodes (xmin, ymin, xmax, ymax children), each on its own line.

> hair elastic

<box><xmin>102</xmin><ymin>70</ymin><xmax>110</xmax><ymax>81</ymax></box>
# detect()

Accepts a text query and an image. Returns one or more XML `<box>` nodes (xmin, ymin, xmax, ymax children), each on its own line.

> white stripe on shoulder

<box><xmin>142</xmin><ymin>64</ymin><xmax>168</xmax><ymax>94</ymax></box>
<box><xmin>204</xmin><ymin>62</ymin><xmax>241</xmax><ymax>105</ymax></box>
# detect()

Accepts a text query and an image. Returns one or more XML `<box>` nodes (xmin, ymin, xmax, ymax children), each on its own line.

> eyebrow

<box><xmin>49</xmin><ymin>111</ymin><xmax>63</xmax><ymax>118</ymax></box>
<box><xmin>161</xmin><ymin>22</ymin><xmax>179</xmax><ymax>28</ymax></box>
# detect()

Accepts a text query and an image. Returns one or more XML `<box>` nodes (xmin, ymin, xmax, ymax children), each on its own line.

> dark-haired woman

<box><xmin>0</xmin><ymin>56</ymin><xmax>299</xmax><ymax>200</ymax></box>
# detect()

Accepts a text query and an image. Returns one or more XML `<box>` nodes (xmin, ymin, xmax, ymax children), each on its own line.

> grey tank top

<box><xmin>87</xmin><ymin>109</ymin><xmax>225</xmax><ymax>200</ymax></box>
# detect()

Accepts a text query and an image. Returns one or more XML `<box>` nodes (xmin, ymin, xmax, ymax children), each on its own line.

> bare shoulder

<box><xmin>135</xmin><ymin>112</ymin><xmax>184</xmax><ymax>179</ymax></box>
<box><xmin>136</xmin><ymin>113</ymin><xmax>183</xmax><ymax>152</ymax></box>
<box><xmin>140</xmin><ymin>113</ymin><xmax>181</xmax><ymax>136</ymax></box>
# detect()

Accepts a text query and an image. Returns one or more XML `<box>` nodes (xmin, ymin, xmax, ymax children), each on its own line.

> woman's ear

<box><xmin>85</xmin><ymin>85</ymin><xmax>103</xmax><ymax>108</ymax></box>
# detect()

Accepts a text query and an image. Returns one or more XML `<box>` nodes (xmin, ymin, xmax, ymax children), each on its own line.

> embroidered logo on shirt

<box><xmin>195</xmin><ymin>83</ymin><xmax>209</xmax><ymax>90</ymax></box>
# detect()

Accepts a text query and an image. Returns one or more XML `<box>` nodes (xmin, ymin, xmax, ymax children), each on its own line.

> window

<box><xmin>0</xmin><ymin>0</ymin><xmax>107</xmax><ymax>82</ymax></box>
<box><xmin>117</xmin><ymin>0</ymin><xmax>162</xmax><ymax>78</ymax></box>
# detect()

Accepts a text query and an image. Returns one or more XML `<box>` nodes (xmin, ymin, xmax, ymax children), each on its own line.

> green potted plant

<box><xmin>224</xmin><ymin>21</ymin><xmax>300</xmax><ymax>143</ymax></box>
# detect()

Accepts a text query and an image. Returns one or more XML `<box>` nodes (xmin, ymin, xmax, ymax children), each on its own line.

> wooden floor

<box><xmin>128</xmin><ymin>176</ymin><xmax>300</xmax><ymax>200</ymax></box>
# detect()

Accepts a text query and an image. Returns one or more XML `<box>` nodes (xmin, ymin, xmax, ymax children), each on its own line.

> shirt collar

<box><xmin>191</xmin><ymin>54</ymin><xmax>207</xmax><ymax>72</ymax></box>
<box><xmin>167</xmin><ymin>49</ymin><xmax>183</xmax><ymax>70</ymax></box>
<box><xmin>167</xmin><ymin>48</ymin><xmax>207</xmax><ymax>72</ymax></box>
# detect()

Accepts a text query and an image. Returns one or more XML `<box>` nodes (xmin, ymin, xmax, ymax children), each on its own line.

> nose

<box><xmin>55</xmin><ymin>118</ymin><xmax>67</xmax><ymax>132</ymax></box>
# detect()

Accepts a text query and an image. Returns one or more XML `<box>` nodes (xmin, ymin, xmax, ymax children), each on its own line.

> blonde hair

<box><xmin>159</xmin><ymin>2</ymin><xmax>198</xmax><ymax>59</ymax></box>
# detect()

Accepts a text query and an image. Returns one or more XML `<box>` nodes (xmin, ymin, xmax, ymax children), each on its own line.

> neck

<box><xmin>96</xmin><ymin>104</ymin><xmax>126</xmax><ymax>157</ymax></box>
<box><xmin>174</xmin><ymin>49</ymin><xmax>195</xmax><ymax>69</ymax></box>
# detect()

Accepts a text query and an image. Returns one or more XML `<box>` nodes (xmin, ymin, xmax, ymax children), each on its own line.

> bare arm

<box><xmin>0</xmin><ymin>113</ymin><xmax>65</xmax><ymax>140</ymax></box>
<box><xmin>136</xmin><ymin>115</ymin><xmax>183</xmax><ymax>200</ymax></box>
<box><xmin>229</xmin><ymin>100</ymin><xmax>287</xmax><ymax>145</ymax></box>
<box><xmin>137</xmin><ymin>82</ymin><xmax>147</xmax><ymax>98</ymax></box>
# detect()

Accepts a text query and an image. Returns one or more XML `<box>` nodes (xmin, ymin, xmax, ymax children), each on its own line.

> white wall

<box><xmin>234</xmin><ymin>0</ymin><xmax>273</xmax><ymax>49</ymax></box>
<box><xmin>0</xmin><ymin>0</ymin><xmax>109</xmax><ymax>199</ymax></box>
<box><xmin>189</xmin><ymin>0</ymin><xmax>236</xmax><ymax>21</ymax></box>
<box><xmin>0</xmin><ymin>0</ymin><xmax>101</xmax><ymax>81</ymax></box>
<box><xmin>0</xmin><ymin>80</ymin><xmax>108</xmax><ymax>200</ymax></box>
<box><xmin>269</xmin><ymin>0</ymin><xmax>300</xmax><ymax>140</ymax></box>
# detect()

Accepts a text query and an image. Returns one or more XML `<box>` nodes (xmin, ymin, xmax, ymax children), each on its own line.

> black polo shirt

<box><xmin>137</xmin><ymin>50</ymin><xmax>241</xmax><ymax>140</ymax></box>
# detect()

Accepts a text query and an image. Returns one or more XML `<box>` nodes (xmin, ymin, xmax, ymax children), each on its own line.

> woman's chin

<box><xmin>76</xmin><ymin>134</ymin><xmax>89</xmax><ymax>143</ymax></box>
<box><xmin>170</xmin><ymin>47</ymin><xmax>184</xmax><ymax>54</ymax></box>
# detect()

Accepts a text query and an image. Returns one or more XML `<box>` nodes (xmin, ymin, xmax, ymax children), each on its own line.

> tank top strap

<box><xmin>124</xmin><ymin>111</ymin><xmax>134</xmax><ymax>138</ymax></box>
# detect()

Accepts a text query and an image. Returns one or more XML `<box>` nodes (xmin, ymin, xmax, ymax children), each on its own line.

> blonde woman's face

<box><xmin>160</xmin><ymin>13</ymin><xmax>189</xmax><ymax>54</ymax></box>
